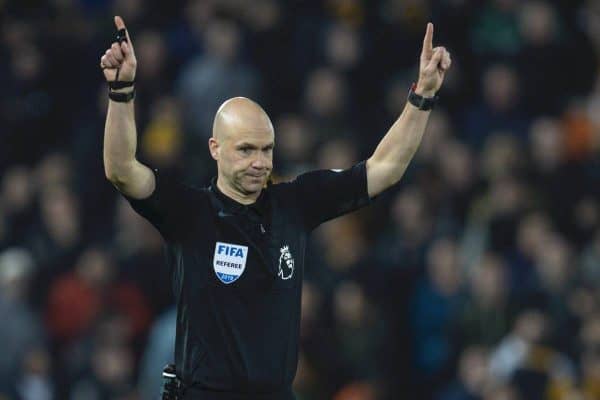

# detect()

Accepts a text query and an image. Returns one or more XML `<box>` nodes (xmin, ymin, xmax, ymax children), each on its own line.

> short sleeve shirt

<box><xmin>125</xmin><ymin>161</ymin><xmax>372</xmax><ymax>398</ymax></box>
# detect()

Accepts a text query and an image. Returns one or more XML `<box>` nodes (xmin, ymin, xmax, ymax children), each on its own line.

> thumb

<box><xmin>426</xmin><ymin>47</ymin><xmax>443</xmax><ymax>71</ymax></box>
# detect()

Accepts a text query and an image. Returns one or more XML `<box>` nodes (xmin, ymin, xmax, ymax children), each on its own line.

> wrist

<box><xmin>108</xmin><ymin>87</ymin><xmax>135</xmax><ymax>103</ymax></box>
<box><xmin>414</xmin><ymin>84</ymin><xmax>436</xmax><ymax>98</ymax></box>
<box><xmin>407</xmin><ymin>83</ymin><xmax>438</xmax><ymax>111</ymax></box>
<box><xmin>110</xmin><ymin>86</ymin><xmax>135</xmax><ymax>94</ymax></box>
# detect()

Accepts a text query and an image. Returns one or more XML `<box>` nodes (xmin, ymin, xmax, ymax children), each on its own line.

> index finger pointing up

<box><xmin>114</xmin><ymin>15</ymin><xmax>126</xmax><ymax>31</ymax></box>
<box><xmin>114</xmin><ymin>16</ymin><xmax>133</xmax><ymax>46</ymax></box>
<box><xmin>421</xmin><ymin>23</ymin><xmax>434</xmax><ymax>59</ymax></box>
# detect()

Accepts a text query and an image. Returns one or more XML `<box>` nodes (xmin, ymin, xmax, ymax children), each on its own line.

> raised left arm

<box><xmin>366</xmin><ymin>23</ymin><xmax>451</xmax><ymax>198</ymax></box>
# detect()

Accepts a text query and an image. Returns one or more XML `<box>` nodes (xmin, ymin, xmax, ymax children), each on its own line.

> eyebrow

<box><xmin>237</xmin><ymin>142</ymin><xmax>274</xmax><ymax>149</ymax></box>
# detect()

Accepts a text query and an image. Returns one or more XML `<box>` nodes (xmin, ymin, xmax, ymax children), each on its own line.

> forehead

<box><xmin>230</xmin><ymin>127</ymin><xmax>274</xmax><ymax>145</ymax></box>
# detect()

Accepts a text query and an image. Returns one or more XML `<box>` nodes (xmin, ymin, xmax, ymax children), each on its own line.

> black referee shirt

<box><xmin>125</xmin><ymin>160</ymin><xmax>372</xmax><ymax>399</ymax></box>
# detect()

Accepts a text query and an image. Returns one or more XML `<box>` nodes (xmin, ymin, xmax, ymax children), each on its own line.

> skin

<box><xmin>102</xmin><ymin>18</ymin><xmax>451</xmax><ymax>205</ymax></box>
<box><xmin>208</xmin><ymin>97</ymin><xmax>275</xmax><ymax>204</ymax></box>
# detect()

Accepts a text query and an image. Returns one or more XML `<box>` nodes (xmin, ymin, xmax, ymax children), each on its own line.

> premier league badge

<box><xmin>278</xmin><ymin>245</ymin><xmax>294</xmax><ymax>280</ymax></box>
<box><xmin>213</xmin><ymin>242</ymin><xmax>248</xmax><ymax>284</ymax></box>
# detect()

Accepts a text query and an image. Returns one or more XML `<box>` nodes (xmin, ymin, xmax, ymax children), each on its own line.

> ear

<box><xmin>208</xmin><ymin>137</ymin><xmax>219</xmax><ymax>160</ymax></box>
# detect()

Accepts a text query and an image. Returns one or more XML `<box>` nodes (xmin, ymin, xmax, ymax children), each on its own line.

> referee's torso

<box><xmin>125</xmin><ymin>161</ymin><xmax>372</xmax><ymax>399</ymax></box>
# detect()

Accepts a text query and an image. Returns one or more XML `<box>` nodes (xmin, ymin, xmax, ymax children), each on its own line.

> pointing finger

<box><xmin>114</xmin><ymin>15</ymin><xmax>134</xmax><ymax>50</ymax></box>
<box><xmin>114</xmin><ymin>15</ymin><xmax>126</xmax><ymax>31</ymax></box>
<box><xmin>421</xmin><ymin>22</ymin><xmax>434</xmax><ymax>59</ymax></box>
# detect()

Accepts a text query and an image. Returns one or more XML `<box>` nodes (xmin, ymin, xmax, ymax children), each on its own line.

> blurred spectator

<box><xmin>138</xmin><ymin>307</ymin><xmax>176</xmax><ymax>400</ymax></box>
<box><xmin>177</xmin><ymin>18</ymin><xmax>259</xmax><ymax>141</ymax></box>
<box><xmin>70</xmin><ymin>342</ymin><xmax>137</xmax><ymax>400</ymax></box>
<box><xmin>460</xmin><ymin>253</ymin><xmax>512</xmax><ymax>347</ymax></box>
<box><xmin>332</xmin><ymin>280</ymin><xmax>384</xmax><ymax>383</ymax></box>
<box><xmin>578</xmin><ymin>314</ymin><xmax>600</xmax><ymax>399</ymax></box>
<box><xmin>0</xmin><ymin>248</ymin><xmax>45</xmax><ymax>393</ymax></box>
<box><xmin>273</xmin><ymin>114</ymin><xmax>316</xmax><ymax>178</ymax></box>
<box><xmin>463</xmin><ymin>64</ymin><xmax>528</xmax><ymax>148</ymax></box>
<box><xmin>437</xmin><ymin>346</ymin><xmax>490</xmax><ymax>400</ymax></box>
<box><xmin>332</xmin><ymin>380</ymin><xmax>378</xmax><ymax>400</ymax></box>
<box><xmin>45</xmin><ymin>247</ymin><xmax>151</xmax><ymax>345</ymax></box>
<box><xmin>516</xmin><ymin>1</ymin><xmax>568</xmax><ymax>116</ymax></box>
<box><xmin>527</xmin><ymin>117</ymin><xmax>586</xmax><ymax>237</ymax></box>
<box><xmin>435</xmin><ymin>139</ymin><xmax>477</xmax><ymax>227</ymax></box>
<box><xmin>140</xmin><ymin>96</ymin><xmax>184</xmax><ymax>169</ymax></box>
<box><xmin>30</xmin><ymin>185</ymin><xmax>81</xmax><ymax>266</ymax></box>
<box><xmin>16</xmin><ymin>347</ymin><xmax>53</xmax><ymax>400</ymax></box>
<box><xmin>489</xmin><ymin>309</ymin><xmax>576</xmax><ymax>399</ymax></box>
<box><xmin>410</xmin><ymin>238</ymin><xmax>463</xmax><ymax>383</ymax></box>
<box><xmin>303</xmin><ymin>67</ymin><xmax>353</xmax><ymax>141</ymax></box>
<box><xmin>470</xmin><ymin>0</ymin><xmax>521</xmax><ymax>57</ymax></box>
<box><xmin>1</xmin><ymin>166</ymin><xmax>36</xmax><ymax>246</ymax></box>
<box><xmin>372</xmin><ymin>185</ymin><xmax>434</xmax><ymax>272</ymax></box>
<box><xmin>580</xmin><ymin>229</ymin><xmax>600</xmax><ymax>286</ymax></box>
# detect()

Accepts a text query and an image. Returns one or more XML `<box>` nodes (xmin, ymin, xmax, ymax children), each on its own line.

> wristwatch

<box><xmin>407</xmin><ymin>83</ymin><xmax>438</xmax><ymax>111</ymax></box>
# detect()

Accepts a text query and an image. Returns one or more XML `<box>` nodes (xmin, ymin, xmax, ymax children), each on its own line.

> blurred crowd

<box><xmin>0</xmin><ymin>0</ymin><xmax>599</xmax><ymax>399</ymax></box>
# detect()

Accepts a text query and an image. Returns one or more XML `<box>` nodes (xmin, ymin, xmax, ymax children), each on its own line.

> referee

<box><xmin>100</xmin><ymin>16</ymin><xmax>451</xmax><ymax>400</ymax></box>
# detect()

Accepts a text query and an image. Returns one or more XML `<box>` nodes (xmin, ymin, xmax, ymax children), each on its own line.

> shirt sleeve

<box><xmin>122</xmin><ymin>168</ymin><xmax>199</xmax><ymax>241</ymax></box>
<box><xmin>292</xmin><ymin>160</ymin><xmax>372</xmax><ymax>231</ymax></box>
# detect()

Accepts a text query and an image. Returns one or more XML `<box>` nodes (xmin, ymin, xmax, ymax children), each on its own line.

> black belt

<box><xmin>182</xmin><ymin>386</ymin><xmax>295</xmax><ymax>400</ymax></box>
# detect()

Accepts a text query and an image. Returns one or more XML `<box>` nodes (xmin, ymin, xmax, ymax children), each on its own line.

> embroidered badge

<box><xmin>278</xmin><ymin>245</ymin><xmax>294</xmax><ymax>280</ymax></box>
<box><xmin>213</xmin><ymin>242</ymin><xmax>248</xmax><ymax>284</ymax></box>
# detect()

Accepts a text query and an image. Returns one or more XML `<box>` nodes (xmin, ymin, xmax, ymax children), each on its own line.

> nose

<box><xmin>250</xmin><ymin>152</ymin><xmax>271</xmax><ymax>170</ymax></box>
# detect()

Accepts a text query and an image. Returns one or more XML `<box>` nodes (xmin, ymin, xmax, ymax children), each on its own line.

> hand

<box><xmin>100</xmin><ymin>16</ymin><xmax>137</xmax><ymax>83</ymax></box>
<box><xmin>415</xmin><ymin>23</ymin><xmax>451</xmax><ymax>97</ymax></box>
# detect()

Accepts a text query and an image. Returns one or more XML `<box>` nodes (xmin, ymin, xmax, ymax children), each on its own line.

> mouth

<box><xmin>246</xmin><ymin>173</ymin><xmax>266</xmax><ymax>178</ymax></box>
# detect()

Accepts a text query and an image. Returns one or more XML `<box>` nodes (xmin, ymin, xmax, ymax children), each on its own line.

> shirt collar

<box><xmin>209</xmin><ymin>177</ymin><xmax>268</xmax><ymax>216</ymax></box>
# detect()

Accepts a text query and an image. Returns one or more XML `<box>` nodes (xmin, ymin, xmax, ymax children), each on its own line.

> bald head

<box><xmin>212</xmin><ymin>97</ymin><xmax>274</xmax><ymax>142</ymax></box>
<box><xmin>208</xmin><ymin>97</ymin><xmax>275</xmax><ymax>203</ymax></box>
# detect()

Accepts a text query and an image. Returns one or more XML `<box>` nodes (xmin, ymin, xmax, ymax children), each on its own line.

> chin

<box><xmin>244</xmin><ymin>182</ymin><xmax>264</xmax><ymax>193</ymax></box>
<box><xmin>236</xmin><ymin>180</ymin><xmax>256</xmax><ymax>192</ymax></box>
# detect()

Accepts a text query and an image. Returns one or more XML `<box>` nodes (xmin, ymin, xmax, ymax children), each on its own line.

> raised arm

<box><xmin>366</xmin><ymin>23</ymin><xmax>451</xmax><ymax>198</ymax></box>
<box><xmin>101</xmin><ymin>16</ymin><xmax>155</xmax><ymax>199</ymax></box>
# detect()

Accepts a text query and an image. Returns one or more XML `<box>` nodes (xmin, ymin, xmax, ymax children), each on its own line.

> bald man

<box><xmin>101</xmin><ymin>16</ymin><xmax>450</xmax><ymax>400</ymax></box>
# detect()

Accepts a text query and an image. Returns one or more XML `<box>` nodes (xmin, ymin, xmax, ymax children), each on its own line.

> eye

<box><xmin>239</xmin><ymin>147</ymin><xmax>252</xmax><ymax>155</ymax></box>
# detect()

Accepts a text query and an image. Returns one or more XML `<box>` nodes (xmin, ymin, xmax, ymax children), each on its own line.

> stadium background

<box><xmin>0</xmin><ymin>0</ymin><xmax>599</xmax><ymax>399</ymax></box>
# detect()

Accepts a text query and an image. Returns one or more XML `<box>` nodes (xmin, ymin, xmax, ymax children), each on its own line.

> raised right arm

<box><xmin>101</xmin><ymin>16</ymin><xmax>155</xmax><ymax>199</ymax></box>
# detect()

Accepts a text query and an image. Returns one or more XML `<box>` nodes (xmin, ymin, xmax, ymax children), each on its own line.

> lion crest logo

<box><xmin>278</xmin><ymin>245</ymin><xmax>294</xmax><ymax>280</ymax></box>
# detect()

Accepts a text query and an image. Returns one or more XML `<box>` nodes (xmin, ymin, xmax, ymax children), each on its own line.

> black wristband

<box><xmin>108</xmin><ymin>88</ymin><xmax>135</xmax><ymax>103</ymax></box>
<box><xmin>108</xmin><ymin>80</ymin><xmax>135</xmax><ymax>90</ymax></box>
<box><xmin>407</xmin><ymin>83</ymin><xmax>438</xmax><ymax>111</ymax></box>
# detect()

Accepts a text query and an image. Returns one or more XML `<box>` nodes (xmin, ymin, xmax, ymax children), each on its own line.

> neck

<box><xmin>216</xmin><ymin>176</ymin><xmax>260</xmax><ymax>205</ymax></box>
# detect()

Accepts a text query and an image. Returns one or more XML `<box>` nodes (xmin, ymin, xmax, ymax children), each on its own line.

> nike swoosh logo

<box><xmin>218</xmin><ymin>211</ymin><xmax>234</xmax><ymax>218</ymax></box>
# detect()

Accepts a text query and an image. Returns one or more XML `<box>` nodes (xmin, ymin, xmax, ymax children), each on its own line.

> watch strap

<box><xmin>407</xmin><ymin>83</ymin><xmax>438</xmax><ymax>111</ymax></box>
